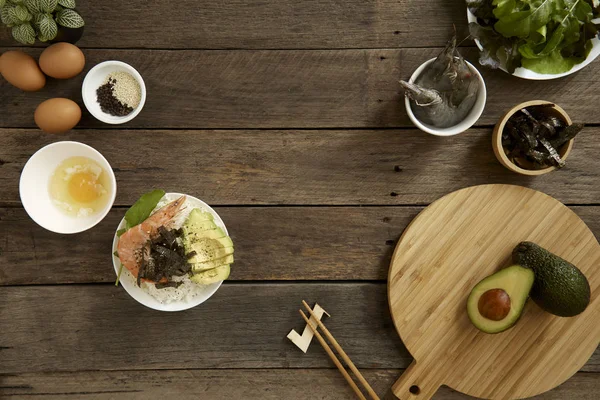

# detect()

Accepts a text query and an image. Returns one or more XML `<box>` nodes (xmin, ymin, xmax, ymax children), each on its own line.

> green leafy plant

<box><xmin>468</xmin><ymin>0</ymin><xmax>600</xmax><ymax>74</ymax></box>
<box><xmin>1</xmin><ymin>0</ymin><xmax>84</xmax><ymax>44</ymax></box>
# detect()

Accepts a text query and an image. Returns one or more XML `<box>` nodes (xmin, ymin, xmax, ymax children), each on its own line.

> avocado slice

<box><xmin>188</xmin><ymin>240</ymin><xmax>234</xmax><ymax>264</ymax></box>
<box><xmin>191</xmin><ymin>264</ymin><xmax>231</xmax><ymax>285</ymax></box>
<box><xmin>187</xmin><ymin>208</ymin><xmax>215</xmax><ymax>223</ymax></box>
<box><xmin>197</xmin><ymin>228</ymin><xmax>227</xmax><ymax>240</ymax></box>
<box><xmin>185</xmin><ymin>220</ymin><xmax>218</xmax><ymax>234</ymax></box>
<box><xmin>467</xmin><ymin>265</ymin><xmax>534</xmax><ymax>334</ymax></box>
<box><xmin>192</xmin><ymin>254</ymin><xmax>235</xmax><ymax>272</ymax></box>
<box><xmin>513</xmin><ymin>242</ymin><xmax>591</xmax><ymax>317</ymax></box>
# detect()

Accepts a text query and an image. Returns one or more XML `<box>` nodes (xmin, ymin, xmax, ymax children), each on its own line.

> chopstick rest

<box><xmin>287</xmin><ymin>302</ymin><xmax>329</xmax><ymax>353</ymax></box>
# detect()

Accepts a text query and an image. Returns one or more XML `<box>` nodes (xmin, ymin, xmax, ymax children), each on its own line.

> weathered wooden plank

<box><xmin>0</xmin><ymin>284</ymin><xmax>598</xmax><ymax>373</ymax></box>
<box><xmin>1</xmin><ymin>206</ymin><xmax>599</xmax><ymax>285</ymax></box>
<box><xmin>1</xmin><ymin>128</ymin><xmax>599</xmax><ymax>206</ymax></box>
<box><xmin>1</xmin><ymin>48</ymin><xmax>599</xmax><ymax>128</ymax></box>
<box><xmin>1</xmin><ymin>369</ymin><xmax>598</xmax><ymax>399</ymax></box>
<box><xmin>0</xmin><ymin>0</ymin><xmax>468</xmax><ymax>49</ymax></box>
<box><xmin>0</xmin><ymin>207</ymin><xmax>416</xmax><ymax>285</ymax></box>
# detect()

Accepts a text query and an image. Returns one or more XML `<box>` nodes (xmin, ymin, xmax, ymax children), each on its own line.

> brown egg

<box><xmin>35</xmin><ymin>98</ymin><xmax>82</xmax><ymax>134</ymax></box>
<box><xmin>39</xmin><ymin>43</ymin><xmax>86</xmax><ymax>79</ymax></box>
<box><xmin>0</xmin><ymin>51</ymin><xmax>46</xmax><ymax>91</ymax></box>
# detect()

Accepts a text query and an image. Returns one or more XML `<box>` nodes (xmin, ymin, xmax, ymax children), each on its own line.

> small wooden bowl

<box><xmin>492</xmin><ymin>100</ymin><xmax>574</xmax><ymax>176</ymax></box>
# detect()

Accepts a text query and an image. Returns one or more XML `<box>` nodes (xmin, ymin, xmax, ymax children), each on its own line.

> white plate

<box><xmin>467</xmin><ymin>10</ymin><xmax>600</xmax><ymax>80</ymax></box>
<box><xmin>112</xmin><ymin>193</ymin><xmax>228</xmax><ymax>312</ymax></box>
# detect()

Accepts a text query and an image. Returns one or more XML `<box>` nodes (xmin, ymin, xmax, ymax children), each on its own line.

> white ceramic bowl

<box><xmin>404</xmin><ymin>58</ymin><xmax>487</xmax><ymax>136</ymax></box>
<box><xmin>82</xmin><ymin>61</ymin><xmax>146</xmax><ymax>124</ymax></box>
<box><xmin>467</xmin><ymin>10</ymin><xmax>600</xmax><ymax>80</ymax></box>
<box><xmin>112</xmin><ymin>193</ymin><xmax>228</xmax><ymax>312</ymax></box>
<box><xmin>19</xmin><ymin>141</ymin><xmax>117</xmax><ymax>234</ymax></box>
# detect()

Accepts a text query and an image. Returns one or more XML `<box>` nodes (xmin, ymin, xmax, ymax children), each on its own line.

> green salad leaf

<box><xmin>469</xmin><ymin>22</ymin><xmax>523</xmax><ymax>73</ymax></box>
<box><xmin>468</xmin><ymin>0</ymin><xmax>599</xmax><ymax>74</ymax></box>
<box><xmin>121</xmin><ymin>189</ymin><xmax>166</xmax><ymax>234</ymax></box>
<box><xmin>493</xmin><ymin>0</ymin><xmax>559</xmax><ymax>38</ymax></box>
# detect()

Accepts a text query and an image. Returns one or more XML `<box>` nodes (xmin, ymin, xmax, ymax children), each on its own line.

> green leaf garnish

<box><xmin>116</xmin><ymin>189</ymin><xmax>166</xmax><ymax>238</ymax></box>
<box><xmin>115</xmin><ymin>264</ymin><xmax>124</xmax><ymax>286</ymax></box>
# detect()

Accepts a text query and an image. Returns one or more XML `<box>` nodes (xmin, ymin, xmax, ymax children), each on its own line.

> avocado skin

<box><xmin>513</xmin><ymin>242</ymin><xmax>590</xmax><ymax>317</ymax></box>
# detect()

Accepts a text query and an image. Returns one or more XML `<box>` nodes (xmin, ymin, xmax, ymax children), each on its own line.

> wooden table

<box><xmin>0</xmin><ymin>1</ymin><xmax>598</xmax><ymax>399</ymax></box>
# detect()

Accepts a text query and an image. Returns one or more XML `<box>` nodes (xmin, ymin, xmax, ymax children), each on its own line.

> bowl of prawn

<box><xmin>404</xmin><ymin>58</ymin><xmax>487</xmax><ymax>136</ymax></box>
<box><xmin>112</xmin><ymin>193</ymin><xmax>229</xmax><ymax>312</ymax></box>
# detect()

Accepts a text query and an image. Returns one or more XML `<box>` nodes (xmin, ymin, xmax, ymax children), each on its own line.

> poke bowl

<box><xmin>112</xmin><ymin>192</ymin><xmax>233</xmax><ymax>312</ymax></box>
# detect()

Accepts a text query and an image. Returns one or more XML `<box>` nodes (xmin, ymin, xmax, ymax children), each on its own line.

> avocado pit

<box><xmin>478</xmin><ymin>289</ymin><xmax>511</xmax><ymax>321</ymax></box>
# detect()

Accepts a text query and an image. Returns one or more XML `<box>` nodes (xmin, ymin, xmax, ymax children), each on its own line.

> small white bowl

<box><xmin>404</xmin><ymin>58</ymin><xmax>487</xmax><ymax>136</ymax></box>
<box><xmin>82</xmin><ymin>61</ymin><xmax>146</xmax><ymax>124</ymax></box>
<box><xmin>19</xmin><ymin>141</ymin><xmax>117</xmax><ymax>234</ymax></box>
<box><xmin>112</xmin><ymin>193</ymin><xmax>228</xmax><ymax>312</ymax></box>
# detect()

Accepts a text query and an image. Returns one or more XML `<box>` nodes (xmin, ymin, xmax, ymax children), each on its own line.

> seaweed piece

<box><xmin>502</xmin><ymin>105</ymin><xmax>583</xmax><ymax>169</ymax></box>
<box><xmin>156</xmin><ymin>281</ymin><xmax>183</xmax><ymax>290</ymax></box>
<box><xmin>539</xmin><ymin>138</ymin><xmax>565</xmax><ymax>168</ymax></box>
<box><xmin>550</xmin><ymin>123</ymin><xmax>584</xmax><ymax>149</ymax></box>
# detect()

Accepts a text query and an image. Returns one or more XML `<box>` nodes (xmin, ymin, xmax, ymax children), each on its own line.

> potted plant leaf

<box><xmin>1</xmin><ymin>0</ymin><xmax>85</xmax><ymax>45</ymax></box>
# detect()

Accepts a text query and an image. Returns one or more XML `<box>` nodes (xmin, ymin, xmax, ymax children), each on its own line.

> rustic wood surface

<box><xmin>1</xmin><ymin>48</ymin><xmax>600</xmax><ymax>129</ymax></box>
<box><xmin>1</xmin><ymin>129</ymin><xmax>599</xmax><ymax>206</ymax></box>
<box><xmin>2</xmin><ymin>206</ymin><xmax>600</xmax><ymax>285</ymax></box>
<box><xmin>0</xmin><ymin>1</ymin><xmax>469</xmax><ymax>49</ymax></box>
<box><xmin>1</xmin><ymin>0</ymin><xmax>598</xmax><ymax>398</ymax></box>
<box><xmin>0</xmin><ymin>284</ymin><xmax>598</xmax><ymax>373</ymax></box>
<box><xmin>389</xmin><ymin>185</ymin><xmax>600</xmax><ymax>399</ymax></box>
<box><xmin>1</xmin><ymin>370</ymin><xmax>599</xmax><ymax>399</ymax></box>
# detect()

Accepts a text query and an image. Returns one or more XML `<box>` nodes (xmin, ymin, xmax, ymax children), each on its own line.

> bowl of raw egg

<box><xmin>20</xmin><ymin>141</ymin><xmax>117</xmax><ymax>234</ymax></box>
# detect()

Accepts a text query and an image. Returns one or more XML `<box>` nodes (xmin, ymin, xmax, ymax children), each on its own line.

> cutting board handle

<box><xmin>390</xmin><ymin>360</ymin><xmax>443</xmax><ymax>400</ymax></box>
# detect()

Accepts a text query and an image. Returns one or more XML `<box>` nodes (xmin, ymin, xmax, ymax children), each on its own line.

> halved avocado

<box><xmin>467</xmin><ymin>265</ymin><xmax>534</xmax><ymax>334</ymax></box>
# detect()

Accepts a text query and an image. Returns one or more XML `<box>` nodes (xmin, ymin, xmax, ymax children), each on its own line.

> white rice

<box><xmin>122</xmin><ymin>194</ymin><xmax>217</xmax><ymax>304</ymax></box>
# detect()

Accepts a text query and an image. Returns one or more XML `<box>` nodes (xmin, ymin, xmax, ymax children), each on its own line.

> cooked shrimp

<box><xmin>118</xmin><ymin>196</ymin><xmax>186</xmax><ymax>278</ymax></box>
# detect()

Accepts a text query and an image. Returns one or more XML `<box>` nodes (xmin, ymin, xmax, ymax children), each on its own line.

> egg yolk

<box><xmin>68</xmin><ymin>172</ymin><xmax>101</xmax><ymax>203</ymax></box>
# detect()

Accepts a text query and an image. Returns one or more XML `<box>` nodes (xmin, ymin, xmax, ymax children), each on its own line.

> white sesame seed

<box><xmin>104</xmin><ymin>71</ymin><xmax>142</xmax><ymax>109</ymax></box>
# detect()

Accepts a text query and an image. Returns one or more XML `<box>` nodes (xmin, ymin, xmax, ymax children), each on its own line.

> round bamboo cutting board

<box><xmin>388</xmin><ymin>184</ymin><xmax>600</xmax><ymax>400</ymax></box>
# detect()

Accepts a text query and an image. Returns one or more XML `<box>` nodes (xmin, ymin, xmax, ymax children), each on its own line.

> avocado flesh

<box><xmin>192</xmin><ymin>254</ymin><xmax>235</xmax><ymax>272</ymax></box>
<box><xmin>191</xmin><ymin>264</ymin><xmax>230</xmax><ymax>285</ymax></box>
<box><xmin>467</xmin><ymin>265</ymin><xmax>534</xmax><ymax>334</ymax></box>
<box><xmin>182</xmin><ymin>208</ymin><xmax>234</xmax><ymax>284</ymax></box>
<box><xmin>513</xmin><ymin>242</ymin><xmax>591</xmax><ymax>317</ymax></box>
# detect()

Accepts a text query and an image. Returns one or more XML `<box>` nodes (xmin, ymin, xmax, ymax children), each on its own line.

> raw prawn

<box><xmin>400</xmin><ymin>34</ymin><xmax>480</xmax><ymax>128</ymax></box>
<box><xmin>118</xmin><ymin>195</ymin><xmax>186</xmax><ymax>279</ymax></box>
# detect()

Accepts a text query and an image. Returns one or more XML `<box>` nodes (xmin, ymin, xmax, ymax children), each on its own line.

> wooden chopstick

<box><xmin>302</xmin><ymin>300</ymin><xmax>380</xmax><ymax>400</ymax></box>
<box><xmin>299</xmin><ymin>310</ymin><xmax>367</xmax><ymax>400</ymax></box>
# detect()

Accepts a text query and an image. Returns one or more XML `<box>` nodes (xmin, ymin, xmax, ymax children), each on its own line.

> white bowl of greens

<box><xmin>112</xmin><ymin>191</ymin><xmax>233</xmax><ymax>312</ymax></box>
<box><xmin>467</xmin><ymin>0</ymin><xmax>600</xmax><ymax>79</ymax></box>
